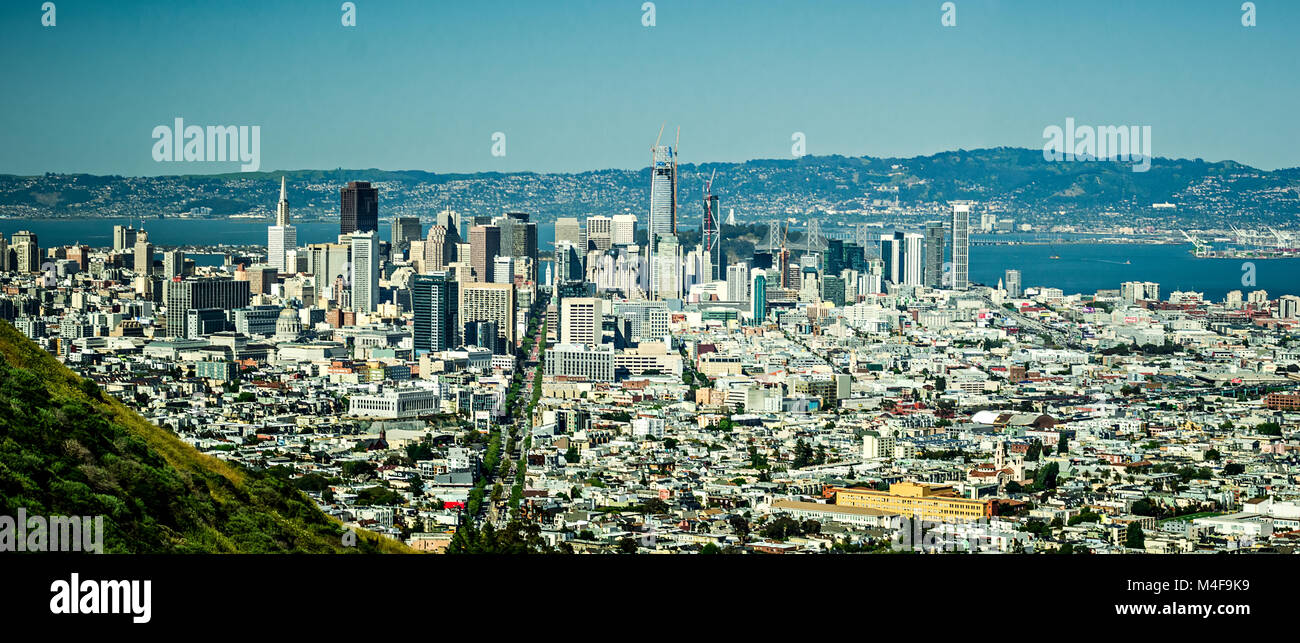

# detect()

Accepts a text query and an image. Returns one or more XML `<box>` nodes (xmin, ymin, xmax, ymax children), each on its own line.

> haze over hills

<box><xmin>2</xmin><ymin>148</ymin><xmax>1298</xmax><ymax>229</ymax></box>
<box><xmin>0</xmin><ymin>321</ymin><xmax>407</xmax><ymax>553</ymax></box>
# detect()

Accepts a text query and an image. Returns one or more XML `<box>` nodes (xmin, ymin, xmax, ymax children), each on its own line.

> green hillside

<box><xmin>0</xmin><ymin>321</ymin><xmax>408</xmax><ymax>553</ymax></box>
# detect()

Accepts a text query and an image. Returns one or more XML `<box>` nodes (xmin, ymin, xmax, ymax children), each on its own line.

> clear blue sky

<box><xmin>2</xmin><ymin>0</ymin><xmax>1296</xmax><ymax>175</ymax></box>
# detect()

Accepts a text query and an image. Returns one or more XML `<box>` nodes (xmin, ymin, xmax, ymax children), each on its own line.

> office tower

<box><xmin>555</xmin><ymin>241</ymin><xmax>583</xmax><ymax>283</ymax></box>
<box><xmin>307</xmin><ymin>242</ymin><xmax>350</xmax><ymax>302</ymax></box>
<box><xmin>654</xmin><ymin>233</ymin><xmax>682</xmax><ymax>300</ymax></box>
<box><xmin>12</xmin><ymin>230</ymin><xmax>39</xmax><ymax>274</ymax></box>
<box><xmin>350</xmin><ymin>231</ymin><xmax>380</xmax><ymax>314</ymax></box>
<box><xmin>391</xmin><ymin>217</ymin><xmax>422</xmax><ymax>257</ymax></box>
<box><xmin>500</xmin><ymin>212</ymin><xmax>537</xmax><ymax>282</ymax></box>
<box><xmin>435</xmin><ymin>209</ymin><xmax>463</xmax><ymax>256</ymax></box>
<box><xmin>924</xmin><ymin>222</ymin><xmax>945</xmax><ymax>288</ymax></box>
<box><xmin>951</xmin><ymin>202</ymin><xmax>970</xmax><ymax>290</ymax></box>
<box><xmin>465</xmin><ymin>320</ymin><xmax>501</xmax><ymax>353</ymax></box>
<box><xmin>1279</xmin><ymin>295</ymin><xmax>1300</xmax><ymax>319</ymax></box>
<box><xmin>462</xmin><ymin>282</ymin><xmax>516</xmax><ymax>348</ymax></box>
<box><xmin>1004</xmin><ymin>269</ymin><xmax>1022</xmax><ymax>298</ymax></box>
<box><xmin>163</xmin><ymin>250</ymin><xmax>186</xmax><ymax>279</ymax></box>
<box><xmin>425</xmin><ymin>225</ymin><xmax>449</xmax><ymax>271</ymax></box>
<box><xmin>880</xmin><ymin>233</ymin><xmax>901</xmax><ymax>285</ymax></box>
<box><xmin>902</xmin><ymin>232</ymin><xmax>923</xmax><ymax>286</ymax></box>
<box><xmin>340</xmin><ymin>181</ymin><xmax>379</xmax><ymax>235</ymax></box>
<box><xmin>163</xmin><ymin>278</ymin><xmax>250</xmax><ymax>337</ymax></box>
<box><xmin>470</xmin><ymin>225</ymin><xmax>501</xmax><ymax>283</ymax></box>
<box><xmin>0</xmin><ymin>234</ymin><xmax>8</xmax><ymax>272</ymax></box>
<box><xmin>555</xmin><ymin>217</ymin><xmax>584</xmax><ymax>250</ymax></box>
<box><xmin>133</xmin><ymin>234</ymin><xmax>154</xmax><ymax>276</ymax></box>
<box><xmin>493</xmin><ymin>255</ymin><xmax>514</xmax><ymax>284</ymax></box>
<box><xmin>611</xmin><ymin>214</ymin><xmax>637</xmax><ymax>246</ymax></box>
<box><xmin>561</xmin><ymin>297</ymin><xmax>603</xmax><ymax>347</ymax></box>
<box><xmin>586</xmin><ymin>215</ymin><xmax>613</xmax><ymax>251</ymax></box>
<box><xmin>822</xmin><ymin>275</ymin><xmax>846</xmax><ymax>306</ymax></box>
<box><xmin>648</xmin><ymin>142</ymin><xmax>677</xmax><ymax>298</ymax></box>
<box><xmin>112</xmin><ymin>225</ymin><xmax>138</xmax><ymax>253</ymax></box>
<box><xmin>825</xmin><ymin>239</ymin><xmax>846</xmax><ymax>277</ymax></box>
<box><xmin>727</xmin><ymin>262</ymin><xmax>750</xmax><ymax>303</ymax></box>
<box><xmin>1121</xmin><ymin>281</ymin><xmax>1160</xmax><ymax>304</ymax></box>
<box><xmin>412</xmin><ymin>272</ymin><xmax>459</xmax><ymax>353</ymax></box>
<box><xmin>702</xmin><ymin>185</ymin><xmax>721</xmax><ymax>282</ymax></box>
<box><xmin>750</xmin><ymin>268</ymin><xmax>767</xmax><ymax>325</ymax></box>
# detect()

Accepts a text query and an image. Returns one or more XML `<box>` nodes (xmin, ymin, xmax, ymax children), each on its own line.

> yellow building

<box><xmin>832</xmin><ymin>482</ymin><xmax>992</xmax><ymax>522</ymax></box>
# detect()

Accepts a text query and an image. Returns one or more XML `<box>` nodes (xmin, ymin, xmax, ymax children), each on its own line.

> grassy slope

<box><xmin>0</xmin><ymin>321</ymin><xmax>408</xmax><ymax>553</ymax></box>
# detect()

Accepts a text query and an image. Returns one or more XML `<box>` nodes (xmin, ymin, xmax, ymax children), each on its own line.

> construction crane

<box><xmin>702</xmin><ymin>169</ymin><xmax>721</xmax><ymax>282</ymax></box>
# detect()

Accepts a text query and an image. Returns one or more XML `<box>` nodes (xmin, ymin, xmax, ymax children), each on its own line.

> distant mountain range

<box><xmin>2</xmin><ymin>148</ymin><xmax>1297</xmax><ymax>228</ymax></box>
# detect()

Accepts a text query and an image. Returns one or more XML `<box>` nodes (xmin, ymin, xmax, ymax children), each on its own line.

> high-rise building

<box><xmin>653</xmin><ymin>233</ymin><xmax>682</xmax><ymax>300</ymax></box>
<box><xmin>133</xmin><ymin>234</ymin><xmax>154</xmax><ymax>276</ymax></box>
<box><xmin>750</xmin><ymin>268</ymin><xmax>767</xmax><ymax>325</ymax></box>
<box><xmin>560</xmin><ymin>297</ymin><xmax>603</xmax><ymax>347</ymax></box>
<box><xmin>163</xmin><ymin>250</ymin><xmax>186</xmax><ymax>279</ymax></box>
<box><xmin>555</xmin><ymin>217</ymin><xmax>584</xmax><ymax>250</ymax></box>
<box><xmin>727</xmin><ymin>262</ymin><xmax>749</xmax><ymax>303</ymax></box>
<box><xmin>470</xmin><ymin>225</ymin><xmax>501</xmax><ymax>283</ymax></box>
<box><xmin>112</xmin><ymin>226</ymin><xmax>138</xmax><ymax>253</ymax></box>
<box><xmin>903</xmin><ymin>232</ymin><xmax>923</xmax><ymax>286</ymax></box>
<box><xmin>554</xmin><ymin>241</ymin><xmax>583</xmax><ymax>283</ymax></box>
<box><xmin>12</xmin><ymin>230</ymin><xmax>39</xmax><ymax>274</ymax></box>
<box><xmin>391</xmin><ymin>217</ymin><xmax>422</xmax><ymax>257</ymax></box>
<box><xmin>924</xmin><ymin>222</ymin><xmax>945</xmax><ymax>288</ymax></box>
<box><xmin>648</xmin><ymin>143</ymin><xmax>677</xmax><ymax>299</ymax></box>
<box><xmin>412</xmin><ymin>272</ymin><xmax>459</xmax><ymax>353</ymax></box>
<box><xmin>340</xmin><ymin>181</ymin><xmax>379</xmax><ymax>235</ymax></box>
<box><xmin>307</xmin><ymin>242</ymin><xmax>350</xmax><ymax>302</ymax></box>
<box><xmin>462</xmin><ymin>282</ymin><xmax>516</xmax><ymax>349</ymax></box>
<box><xmin>424</xmin><ymin>225</ymin><xmax>449</xmax><ymax>272</ymax></box>
<box><xmin>702</xmin><ymin>188</ymin><xmax>721</xmax><ymax>282</ymax></box>
<box><xmin>163</xmin><ymin>278</ymin><xmax>250</xmax><ymax>337</ymax></box>
<box><xmin>611</xmin><ymin>214</ymin><xmax>637</xmax><ymax>246</ymax></box>
<box><xmin>268</xmin><ymin>179</ymin><xmax>297</xmax><ymax>273</ymax></box>
<box><xmin>493</xmin><ymin>255</ymin><xmax>514</xmax><ymax>284</ymax></box>
<box><xmin>586</xmin><ymin>215</ymin><xmax>613</xmax><ymax>252</ymax></box>
<box><xmin>951</xmin><ymin>202</ymin><xmax>970</xmax><ymax>290</ymax></box>
<box><xmin>1004</xmin><ymin>269</ymin><xmax>1022</xmax><ymax>298</ymax></box>
<box><xmin>350</xmin><ymin>231</ymin><xmax>380</xmax><ymax>313</ymax></box>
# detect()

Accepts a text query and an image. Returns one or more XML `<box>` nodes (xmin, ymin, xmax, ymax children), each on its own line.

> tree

<box><xmin>700</xmin><ymin>542</ymin><xmax>721</xmax><ymax>554</ymax></box>
<box><xmin>617</xmin><ymin>537</ymin><xmax>639</xmax><ymax>554</ymax></box>
<box><xmin>1125</xmin><ymin>524</ymin><xmax>1145</xmax><ymax>550</ymax></box>
<box><xmin>792</xmin><ymin>439</ymin><xmax>813</xmax><ymax>468</ymax></box>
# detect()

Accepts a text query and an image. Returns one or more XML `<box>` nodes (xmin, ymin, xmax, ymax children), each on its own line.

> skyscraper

<box><xmin>112</xmin><ymin>225</ymin><xmax>138</xmax><ymax>253</ymax></box>
<box><xmin>268</xmin><ymin>177</ymin><xmax>297</xmax><ymax>273</ymax></box>
<box><xmin>163</xmin><ymin>250</ymin><xmax>186</xmax><ymax>279</ymax></box>
<box><xmin>586</xmin><ymin>215</ymin><xmax>613</xmax><ymax>252</ymax></box>
<box><xmin>880</xmin><ymin>233</ymin><xmax>901</xmax><ymax>285</ymax></box>
<box><xmin>133</xmin><ymin>233</ymin><xmax>154</xmax><ymax>276</ymax></box>
<box><xmin>750</xmin><ymin>268</ymin><xmax>767</xmax><ymax>325</ymax></box>
<box><xmin>470</xmin><ymin>225</ymin><xmax>501</xmax><ymax>283</ymax></box>
<box><xmin>1004</xmin><ymin>269</ymin><xmax>1022</xmax><ymax>298</ymax></box>
<box><xmin>424</xmin><ymin>225</ymin><xmax>449</xmax><ymax>271</ymax></box>
<box><xmin>924</xmin><ymin>222</ymin><xmax>945</xmax><ymax>288</ymax></box>
<box><xmin>611</xmin><ymin>214</ymin><xmax>637</xmax><ymax>246</ymax></box>
<box><xmin>163</xmin><ymin>278</ymin><xmax>250</xmax><ymax>337</ymax></box>
<box><xmin>648</xmin><ymin>142</ymin><xmax>677</xmax><ymax>299</ymax></box>
<box><xmin>951</xmin><ymin>202</ymin><xmax>970</xmax><ymax>290</ymax></box>
<box><xmin>903</xmin><ymin>232</ymin><xmax>923</xmax><ymax>286</ymax></box>
<box><xmin>462</xmin><ymin>282</ymin><xmax>516</xmax><ymax>349</ymax></box>
<box><xmin>340</xmin><ymin>181</ymin><xmax>379</xmax><ymax>235</ymax></box>
<box><xmin>561</xmin><ymin>297</ymin><xmax>603</xmax><ymax>347</ymax></box>
<box><xmin>555</xmin><ymin>217</ymin><xmax>584</xmax><ymax>250</ymax></box>
<box><xmin>350</xmin><ymin>231</ymin><xmax>380</xmax><ymax>314</ymax></box>
<box><xmin>391</xmin><ymin>216</ymin><xmax>422</xmax><ymax>257</ymax></box>
<box><xmin>12</xmin><ymin>230</ymin><xmax>39</xmax><ymax>274</ymax></box>
<box><xmin>727</xmin><ymin>262</ymin><xmax>750</xmax><ymax>303</ymax></box>
<box><xmin>412</xmin><ymin>272</ymin><xmax>459</xmax><ymax>353</ymax></box>
<box><xmin>702</xmin><ymin>185</ymin><xmax>721</xmax><ymax>282</ymax></box>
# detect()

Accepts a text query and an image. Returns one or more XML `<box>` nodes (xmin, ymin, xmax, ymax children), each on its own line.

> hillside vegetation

<box><xmin>0</xmin><ymin>321</ymin><xmax>408</xmax><ymax>553</ymax></box>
